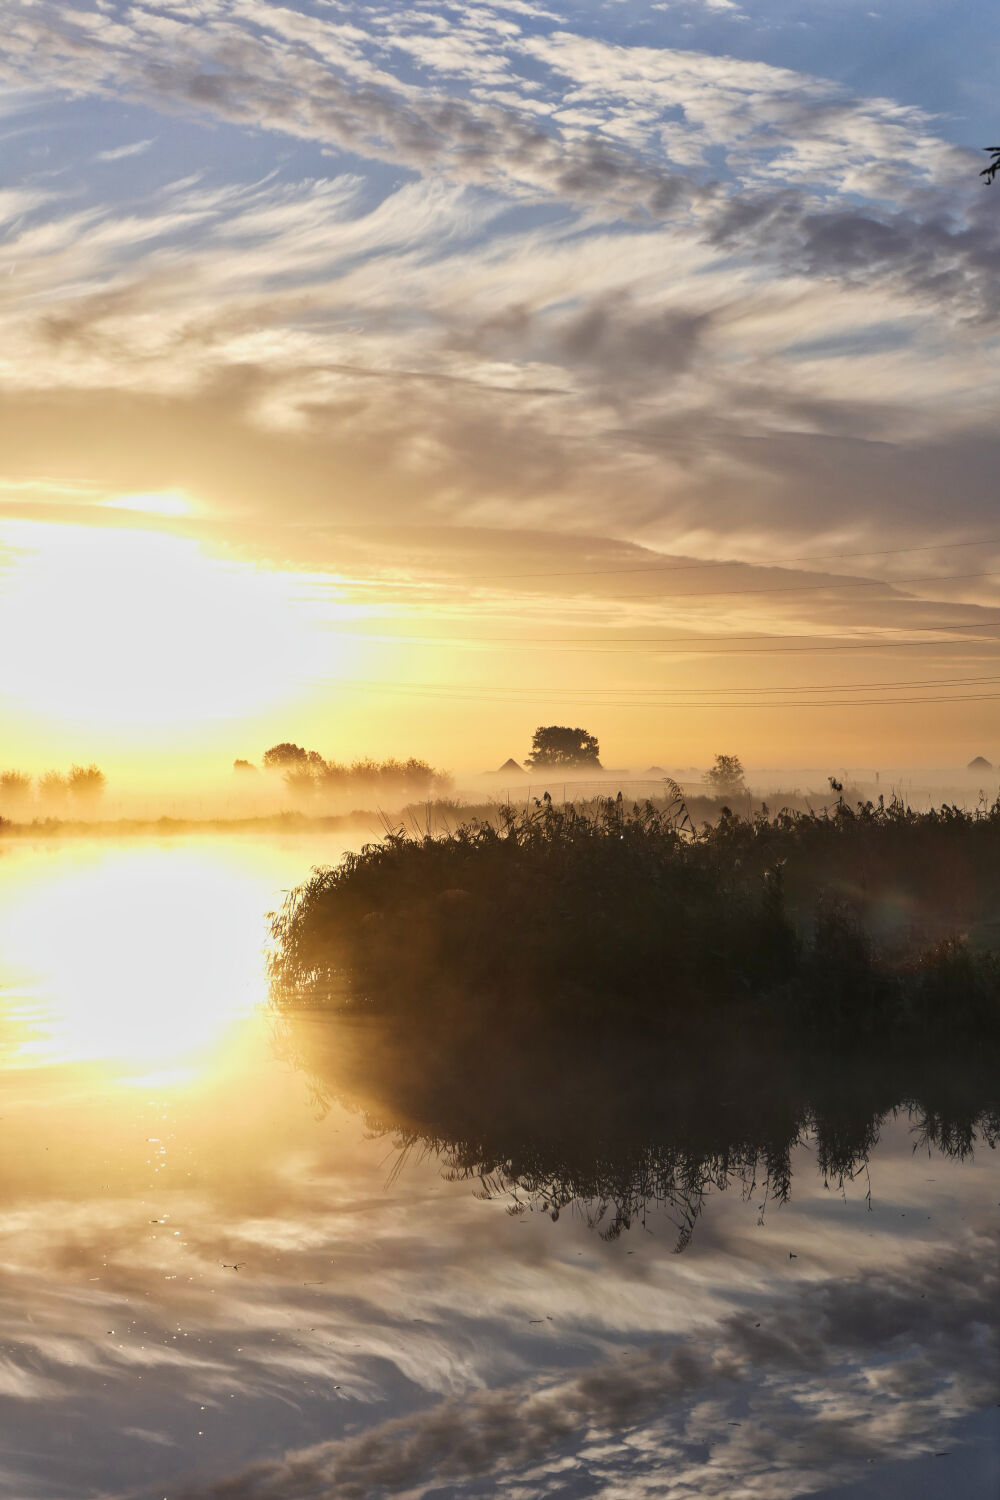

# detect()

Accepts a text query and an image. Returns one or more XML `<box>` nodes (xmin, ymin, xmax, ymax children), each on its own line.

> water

<box><xmin>0</xmin><ymin>834</ymin><xmax>997</xmax><ymax>1499</ymax></box>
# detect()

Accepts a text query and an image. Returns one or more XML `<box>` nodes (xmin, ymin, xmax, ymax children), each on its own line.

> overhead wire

<box><xmin>316</xmin><ymin>677</ymin><xmax>1000</xmax><ymax>711</ymax></box>
<box><xmin>332</xmin><ymin>618</ymin><xmax>1000</xmax><ymax>655</ymax></box>
<box><xmin>318</xmin><ymin>669</ymin><xmax>1000</xmax><ymax>699</ymax></box>
<box><xmin>318</xmin><ymin>538</ymin><xmax>1000</xmax><ymax>707</ymax></box>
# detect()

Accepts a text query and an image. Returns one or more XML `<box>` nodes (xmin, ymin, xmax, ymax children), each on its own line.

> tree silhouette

<box><xmin>68</xmin><ymin>764</ymin><xmax>106</xmax><ymax>802</ymax></box>
<box><xmin>38</xmin><ymin>770</ymin><xmax>69</xmax><ymax>808</ymax></box>
<box><xmin>262</xmin><ymin>743</ymin><xmax>449</xmax><ymax>800</ymax></box>
<box><xmin>982</xmin><ymin>148</ymin><xmax>1000</xmax><ymax>184</ymax></box>
<box><xmin>705</xmin><ymin>753</ymin><xmax>745</xmax><ymax>797</ymax></box>
<box><xmin>0</xmin><ymin>771</ymin><xmax>31</xmax><ymax>807</ymax></box>
<box><xmin>525</xmin><ymin>725</ymin><xmax>602</xmax><ymax>770</ymax></box>
<box><xmin>262</xmin><ymin>742</ymin><xmax>313</xmax><ymax>769</ymax></box>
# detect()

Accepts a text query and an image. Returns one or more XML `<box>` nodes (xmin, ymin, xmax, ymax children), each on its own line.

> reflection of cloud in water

<box><xmin>178</xmin><ymin>1226</ymin><xmax>1000</xmax><ymax>1500</ymax></box>
<box><xmin>0</xmin><ymin>1097</ymin><xmax>997</xmax><ymax>1499</ymax></box>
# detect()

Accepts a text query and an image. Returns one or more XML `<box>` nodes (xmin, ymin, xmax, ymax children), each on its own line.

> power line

<box><xmin>319</xmin><ymin>669</ymin><xmax>1000</xmax><ymax>699</ymax></box>
<box><xmin>339</xmin><ymin>618</ymin><xmax>1000</xmax><ymax>655</ymax></box>
<box><xmin>317</xmin><ymin>678</ymin><xmax>1000</xmax><ymax>711</ymax></box>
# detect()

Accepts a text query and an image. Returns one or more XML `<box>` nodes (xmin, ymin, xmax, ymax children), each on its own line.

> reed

<box><xmin>269</xmin><ymin>793</ymin><xmax>1000</xmax><ymax>1039</ymax></box>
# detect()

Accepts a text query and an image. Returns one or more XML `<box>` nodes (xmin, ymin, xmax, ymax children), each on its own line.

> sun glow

<box><xmin>102</xmin><ymin>489</ymin><xmax>196</xmax><ymax>517</ymax></box>
<box><xmin>0</xmin><ymin>519</ymin><xmax>366</xmax><ymax>739</ymax></box>
<box><xmin>0</xmin><ymin>843</ymin><xmax>272</xmax><ymax>1071</ymax></box>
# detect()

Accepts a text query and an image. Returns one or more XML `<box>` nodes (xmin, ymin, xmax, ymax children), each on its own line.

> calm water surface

<box><xmin>0</xmin><ymin>834</ymin><xmax>997</xmax><ymax>1499</ymax></box>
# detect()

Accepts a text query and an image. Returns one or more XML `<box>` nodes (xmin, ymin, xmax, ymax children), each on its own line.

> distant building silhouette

<box><xmin>967</xmin><ymin>755</ymin><xmax>993</xmax><ymax>771</ymax></box>
<box><xmin>496</xmin><ymin>757</ymin><xmax>526</xmax><ymax>775</ymax></box>
<box><xmin>643</xmin><ymin>765</ymin><xmax>667</xmax><ymax>776</ymax></box>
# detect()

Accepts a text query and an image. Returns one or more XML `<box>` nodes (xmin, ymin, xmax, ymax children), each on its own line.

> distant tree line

<box><xmin>0</xmin><ymin>764</ymin><xmax>106</xmax><ymax>813</ymax></box>
<box><xmin>239</xmin><ymin>743</ymin><xmax>452</xmax><ymax>799</ymax></box>
<box><xmin>240</xmin><ymin>729</ymin><xmax>749</xmax><ymax>800</ymax></box>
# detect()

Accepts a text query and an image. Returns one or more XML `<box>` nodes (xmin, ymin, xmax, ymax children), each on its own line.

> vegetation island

<box><xmin>269</xmin><ymin>727</ymin><xmax>1000</xmax><ymax>1046</ymax></box>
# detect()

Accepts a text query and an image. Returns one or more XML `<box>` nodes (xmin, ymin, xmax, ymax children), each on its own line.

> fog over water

<box><xmin>4</xmin><ymin>760</ymin><xmax>1000</xmax><ymax>833</ymax></box>
<box><xmin>0</xmin><ymin>833</ymin><xmax>996</xmax><ymax>1499</ymax></box>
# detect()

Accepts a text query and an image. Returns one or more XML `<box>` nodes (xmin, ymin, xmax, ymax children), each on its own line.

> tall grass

<box><xmin>268</xmin><ymin>793</ymin><xmax>1000</xmax><ymax>1039</ymax></box>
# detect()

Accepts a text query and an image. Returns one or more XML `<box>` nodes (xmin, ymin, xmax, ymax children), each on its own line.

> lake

<box><xmin>0</xmin><ymin>833</ymin><xmax>997</xmax><ymax>1498</ymax></box>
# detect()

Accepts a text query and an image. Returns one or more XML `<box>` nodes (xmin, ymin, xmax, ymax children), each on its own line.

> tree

<box><xmin>38</xmin><ymin>770</ymin><xmax>69</xmax><ymax>808</ymax></box>
<box><xmin>525</xmin><ymin>725</ymin><xmax>602</xmax><ymax>770</ymax></box>
<box><xmin>284</xmin><ymin>765</ymin><xmax>322</xmax><ymax>799</ymax></box>
<box><xmin>983</xmin><ymin>147</ymin><xmax>1000</xmax><ymax>184</ymax></box>
<box><xmin>0</xmin><ymin>771</ymin><xmax>31</xmax><ymax>806</ymax></box>
<box><xmin>68</xmin><ymin>763</ymin><xmax>106</xmax><ymax>802</ymax></box>
<box><xmin>705</xmin><ymin>753</ymin><xmax>745</xmax><ymax>797</ymax></box>
<box><xmin>264</xmin><ymin>744</ymin><xmax>327</xmax><ymax>799</ymax></box>
<box><xmin>262</xmin><ymin>744</ymin><xmax>452</xmax><ymax>800</ymax></box>
<box><xmin>233</xmin><ymin>759</ymin><xmax>258</xmax><ymax>773</ymax></box>
<box><xmin>262</xmin><ymin>743</ymin><xmax>312</xmax><ymax>769</ymax></box>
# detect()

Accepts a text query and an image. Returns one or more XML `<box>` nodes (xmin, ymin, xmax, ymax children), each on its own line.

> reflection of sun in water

<box><xmin>0</xmin><ymin>845</ymin><xmax>273</xmax><ymax>1072</ymax></box>
<box><xmin>0</xmin><ymin>518</ymin><xmax>366</xmax><ymax>735</ymax></box>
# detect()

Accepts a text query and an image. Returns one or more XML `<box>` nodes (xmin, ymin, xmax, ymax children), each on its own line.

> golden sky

<box><xmin>2</xmin><ymin>0</ymin><xmax>999</xmax><ymax>779</ymax></box>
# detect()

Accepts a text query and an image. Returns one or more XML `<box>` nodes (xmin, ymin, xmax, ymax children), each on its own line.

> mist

<box><xmin>4</xmin><ymin>743</ymin><xmax>1000</xmax><ymax>833</ymax></box>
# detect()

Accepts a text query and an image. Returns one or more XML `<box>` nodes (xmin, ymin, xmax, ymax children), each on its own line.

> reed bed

<box><xmin>269</xmin><ymin>793</ymin><xmax>1000</xmax><ymax>1040</ymax></box>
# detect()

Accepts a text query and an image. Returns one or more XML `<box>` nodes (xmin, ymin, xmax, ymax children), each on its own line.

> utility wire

<box><xmin>316</xmin><ymin>680</ymin><xmax>1000</xmax><ymax>711</ymax></box>
<box><xmin>334</xmin><ymin>619</ymin><xmax>1000</xmax><ymax>655</ymax></box>
<box><xmin>317</xmin><ymin>669</ymin><xmax>1000</xmax><ymax>700</ymax></box>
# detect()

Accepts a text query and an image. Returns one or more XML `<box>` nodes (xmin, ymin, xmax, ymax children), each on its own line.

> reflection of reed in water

<box><xmin>271</xmin><ymin>1010</ymin><xmax>1000</xmax><ymax>1250</ymax></box>
<box><xmin>388</xmin><ymin>1131</ymin><xmax>750</xmax><ymax>1249</ymax></box>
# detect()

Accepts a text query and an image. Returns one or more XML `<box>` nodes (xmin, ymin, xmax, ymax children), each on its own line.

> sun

<box><xmin>0</xmin><ymin>518</ymin><xmax>363</xmax><ymax>739</ymax></box>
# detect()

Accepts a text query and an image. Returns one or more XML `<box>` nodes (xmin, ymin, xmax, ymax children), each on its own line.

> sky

<box><xmin>1</xmin><ymin>0</ymin><xmax>999</xmax><ymax>780</ymax></box>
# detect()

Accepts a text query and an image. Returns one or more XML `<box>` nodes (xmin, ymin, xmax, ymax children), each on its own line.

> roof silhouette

<box><xmin>496</xmin><ymin>757</ymin><xmax>526</xmax><ymax>774</ymax></box>
<box><xmin>967</xmin><ymin>755</ymin><xmax>993</xmax><ymax>770</ymax></box>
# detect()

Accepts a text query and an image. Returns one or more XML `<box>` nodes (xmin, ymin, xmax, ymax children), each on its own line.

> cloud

<box><xmin>3</xmin><ymin>2</ymin><xmax>981</xmax><ymax>243</ymax></box>
<box><xmin>93</xmin><ymin>137</ymin><xmax>154</xmax><ymax>162</ymax></box>
<box><xmin>0</xmin><ymin>0</ymin><xmax>997</xmax><ymax>600</ymax></box>
<box><xmin>708</xmin><ymin>193</ymin><xmax>1000</xmax><ymax>323</ymax></box>
<box><xmin>4</xmin><ymin>2</ymin><xmax>696</xmax><ymax>219</ymax></box>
